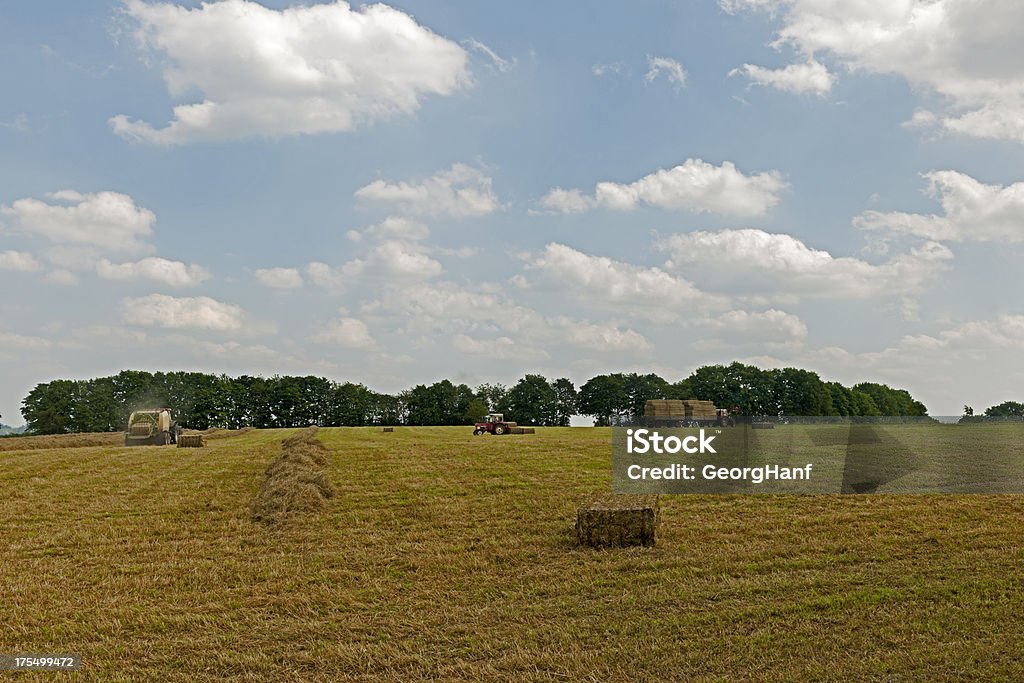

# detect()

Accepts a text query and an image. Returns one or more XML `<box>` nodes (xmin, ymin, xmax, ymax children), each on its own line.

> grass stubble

<box><xmin>1</xmin><ymin>425</ymin><xmax>1023</xmax><ymax>681</ymax></box>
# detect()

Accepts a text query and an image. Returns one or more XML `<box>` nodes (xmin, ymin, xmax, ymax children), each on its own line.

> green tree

<box><xmin>985</xmin><ymin>401</ymin><xmax>1024</xmax><ymax>417</ymax></box>
<box><xmin>506</xmin><ymin>374</ymin><xmax>558</xmax><ymax>425</ymax></box>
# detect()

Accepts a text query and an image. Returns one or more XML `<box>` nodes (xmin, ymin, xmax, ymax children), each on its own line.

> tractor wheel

<box><xmin>162</xmin><ymin>431</ymin><xmax>172</xmax><ymax>445</ymax></box>
<box><xmin>473</xmin><ymin>429</ymin><xmax>482</xmax><ymax>436</ymax></box>
<box><xmin>493</xmin><ymin>424</ymin><xmax>506</xmax><ymax>435</ymax></box>
<box><xmin>124</xmin><ymin>434</ymin><xmax>131</xmax><ymax>446</ymax></box>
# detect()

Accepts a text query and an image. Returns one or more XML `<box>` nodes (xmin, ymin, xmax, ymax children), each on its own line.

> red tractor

<box><xmin>473</xmin><ymin>413</ymin><xmax>516</xmax><ymax>435</ymax></box>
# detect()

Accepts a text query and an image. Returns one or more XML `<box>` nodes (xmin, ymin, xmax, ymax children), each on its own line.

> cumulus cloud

<box><xmin>855</xmin><ymin>170</ymin><xmax>1024</xmax><ymax>243</ymax></box>
<box><xmin>0</xmin><ymin>250</ymin><xmax>42</xmax><ymax>272</ymax></box>
<box><xmin>723</xmin><ymin>0</ymin><xmax>1024</xmax><ymax>143</ymax></box>
<box><xmin>729</xmin><ymin>60</ymin><xmax>834</xmax><ymax>96</ymax></box>
<box><xmin>111</xmin><ymin>0</ymin><xmax>470</xmax><ymax>144</ymax></box>
<box><xmin>452</xmin><ymin>333</ymin><xmax>548</xmax><ymax>360</ymax></box>
<box><xmin>347</xmin><ymin>216</ymin><xmax>430</xmax><ymax>242</ymax></box>
<box><xmin>97</xmin><ymin>257</ymin><xmax>210</xmax><ymax>287</ymax></box>
<box><xmin>254</xmin><ymin>267</ymin><xmax>303</xmax><ymax>289</ymax></box>
<box><xmin>661</xmin><ymin>229</ymin><xmax>952</xmax><ymax>301</ymax></box>
<box><xmin>0</xmin><ymin>330</ymin><xmax>51</xmax><ymax>350</ymax></box>
<box><xmin>707</xmin><ymin>309</ymin><xmax>808</xmax><ymax>342</ymax></box>
<box><xmin>121</xmin><ymin>294</ymin><xmax>245</xmax><ymax>331</ymax></box>
<box><xmin>561</xmin><ymin>320</ymin><xmax>654</xmax><ymax>353</ymax></box>
<box><xmin>305</xmin><ymin>262</ymin><xmax>346</xmax><ymax>290</ymax></box>
<box><xmin>355</xmin><ymin>164</ymin><xmax>501</xmax><ymax>217</ymax></box>
<box><xmin>644</xmin><ymin>56</ymin><xmax>687</xmax><ymax>88</ymax></box>
<box><xmin>530</xmin><ymin>243</ymin><xmax>729</xmax><ymax>320</ymax></box>
<box><xmin>312</xmin><ymin>316</ymin><xmax>375</xmax><ymax>349</ymax></box>
<box><xmin>380</xmin><ymin>281</ymin><xmax>653</xmax><ymax>354</ymax></box>
<box><xmin>1</xmin><ymin>190</ymin><xmax>155</xmax><ymax>253</ymax></box>
<box><xmin>375</xmin><ymin>242</ymin><xmax>443</xmax><ymax>278</ymax></box>
<box><xmin>746</xmin><ymin>314</ymin><xmax>1024</xmax><ymax>414</ymax></box>
<box><xmin>539</xmin><ymin>159</ymin><xmax>786</xmax><ymax>217</ymax></box>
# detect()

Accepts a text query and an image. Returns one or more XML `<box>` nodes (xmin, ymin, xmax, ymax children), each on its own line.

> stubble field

<box><xmin>3</xmin><ymin>425</ymin><xmax>1024</xmax><ymax>681</ymax></box>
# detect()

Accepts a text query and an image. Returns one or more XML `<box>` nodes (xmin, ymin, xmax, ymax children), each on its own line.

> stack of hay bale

<box><xmin>508</xmin><ymin>427</ymin><xmax>535</xmax><ymax>434</ymax></box>
<box><xmin>644</xmin><ymin>400</ymin><xmax>686</xmax><ymax>420</ymax></box>
<box><xmin>683</xmin><ymin>400</ymin><xmax>718</xmax><ymax>421</ymax></box>
<box><xmin>576</xmin><ymin>494</ymin><xmax>660</xmax><ymax>547</ymax></box>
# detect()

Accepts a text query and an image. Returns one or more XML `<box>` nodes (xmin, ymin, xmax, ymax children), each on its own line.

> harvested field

<box><xmin>0</xmin><ymin>431</ymin><xmax>122</xmax><ymax>451</ymax></box>
<box><xmin>2</xmin><ymin>425</ymin><xmax>1024</xmax><ymax>680</ymax></box>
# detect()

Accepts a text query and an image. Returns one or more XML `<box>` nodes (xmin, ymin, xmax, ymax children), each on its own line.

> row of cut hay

<box><xmin>0</xmin><ymin>432</ymin><xmax>123</xmax><ymax>452</ymax></box>
<box><xmin>182</xmin><ymin>426</ymin><xmax>255</xmax><ymax>440</ymax></box>
<box><xmin>250</xmin><ymin>427</ymin><xmax>334</xmax><ymax>524</ymax></box>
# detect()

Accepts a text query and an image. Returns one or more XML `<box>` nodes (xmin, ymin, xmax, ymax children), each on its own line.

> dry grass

<box><xmin>250</xmin><ymin>427</ymin><xmax>334</xmax><ymax>524</ymax></box>
<box><xmin>2</xmin><ymin>426</ymin><xmax>1024</xmax><ymax>681</ymax></box>
<box><xmin>0</xmin><ymin>432</ymin><xmax>122</xmax><ymax>451</ymax></box>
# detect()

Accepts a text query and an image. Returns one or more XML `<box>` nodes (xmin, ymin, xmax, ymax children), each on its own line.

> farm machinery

<box><xmin>124</xmin><ymin>408</ymin><xmax>181</xmax><ymax>446</ymax></box>
<box><xmin>473</xmin><ymin>413</ymin><xmax>534</xmax><ymax>435</ymax></box>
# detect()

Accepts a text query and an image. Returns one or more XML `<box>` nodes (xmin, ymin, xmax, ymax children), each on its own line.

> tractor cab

<box><xmin>473</xmin><ymin>413</ymin><xmax>511</xmax><ymax>435</ymax></box>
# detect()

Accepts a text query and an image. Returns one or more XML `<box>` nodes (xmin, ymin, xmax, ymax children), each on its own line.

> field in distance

<box><xmin>3</xmin><ymin>426</ymin><xmax>1024</xmax><ymax>681</ymax></box>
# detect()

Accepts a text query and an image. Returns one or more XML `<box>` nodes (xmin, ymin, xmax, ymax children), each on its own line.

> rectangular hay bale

<box><xmin>576</xmin><ymin>494</ymin><xmax>659</xmax><ymax>548</ymax></box>
<box><xmin>177</xmin><ymin>434</ymin><xmax>205</xmax><ymax>448</ymax></box>
<box><xmin>382</xmin><ymin>427</ymin><xmax>394</xmax><ymax>432</ymax></box>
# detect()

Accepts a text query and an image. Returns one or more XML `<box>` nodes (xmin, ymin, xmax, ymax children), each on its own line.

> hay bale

<box><xmin>382</xmin><ymin>427</ymin><xmax>394</xmax><ymax>432</ymax></box>
<box><xmin>177</xmin><ymin>434</ymin><xmax>206</xmax><ymax>448</ymax></box>
<box><xmin>521</xmin><ymin>427</ymin><xmax>535</xmax><ymax>434</ymax></box>
<box><xmin>576</xmin><ymin>494</ymin><xmax>659</xmax><ymax>548</ymax></box>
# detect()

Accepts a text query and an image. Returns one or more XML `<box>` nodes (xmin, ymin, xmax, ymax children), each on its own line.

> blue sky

<box><xmin>2</xmin><ymin>0</ymin><xmax>1023</xmax><ymax>423</ymax></box>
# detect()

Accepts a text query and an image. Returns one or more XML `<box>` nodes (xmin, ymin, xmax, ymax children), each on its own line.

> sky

<box><xmin>1</xmin><ymin>0</ymin><xmax>1023</xmax><ymax>424</ymax></box>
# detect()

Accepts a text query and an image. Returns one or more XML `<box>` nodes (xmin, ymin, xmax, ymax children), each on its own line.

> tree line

<box><xmin>18</xmin><ymin>362</ymin><xmax>929</xmax><ymax>434</ymax></box>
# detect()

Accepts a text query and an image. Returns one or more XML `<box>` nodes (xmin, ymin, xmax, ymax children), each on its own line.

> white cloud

<box><xmin>1</xmin><ymin>190</ymin><xmax>155</xmax><ymax>253</ymax></box>
<box><xmin>592</xmin><ymin>62</ymin><xmax>624</xmax><ymax>77</ymax></box>
<box><xmin>355</xmin><ymin>164</ymin><xmax>501</xmax><ymax>217</ymax></box>
<box><xmin>729</xmin><ymin>59</ymin><xmax>834</xmax><ymax>96</ymax></box>
<box><xmin>855</xmin><ymin>170</ymin><xmax>1024</xmax><ymax>243</ymax></box>
<box><xmin>0</xmin><ymin>250</ymin><xmax>42</xmax><ymax>272</ymax></box>
<box><xmin>661</xmin><ymin>229</ymin><xmax>952</xmax><ymax>300</ymax></box>
<box><xmin>97</xmin><ymin>257</ymin><xmax>210</xmax><ymax>287</ymax></box>
<box><xmin>723</xmin><ymin>0</ymin><xmax>1024</xmax><ymax>143</ymax></box>
<box><xmin>380</xmin><ymin>281</ymin><xmax>653</xmax><ymax>354</ymax></box>
<box><xmin>560</xmin><ymin>320</ymin><xmax>654</xmax><ymax>353</ymax></box>
<box><xmin>254</xmin><ymin>267</ymin><xmax>303</xmax><ymax>289</ymax></box>
<box><xmin>540</xmin><ymin>158</ymin><xmax>786</xmax><ymax>217</ymax></box>
<box><xmin>111</xmin><ymin>0</ymin><xmax>470</xmax><ymax>144</ymax></box>
<box><xmin>45</xmin><ymin>269</ymin><xmax>79</xmax><ymax>286</ymax></box>
<box><xmin>463</xmin><ymin>39</ymin><xmax>515</xmax><ymax>72</ymax></box>
<box><xmin>452</xmin><ymin>333</ymin><xmax>548</xmax><ymax>360</ymax></box>
<box><xmin>305</xmin><ymin>262</ymin><xmax>346</xmax><ymax>290</ymax></box>
<box><xmin>0</xmin><ymin>331</ymin><xmax>51</xmax><ymax>350</ymax></box>
<box><xmin>312</xmin><ymin>316</ymin><xmax>375</xmax><ymax>349</ymax></box>
<box><xmin>370</xmin><ymin>241</ymin><xmax>443</xmax><ymax>278</ymax></box>
<box><xmin>121</xmin><ymin>294</ymin><xmax>244</xmax><ymax>331</ymax></box>
<box><xmin>537</xmin><ymin>188</ymin><xmax>594</xmax><ymax>214</ymax></box>
<box><xmin>707</xmin><ymin>309</ymin><xmax>808</xmax><ymax>341</ymax></box>
<box><xmin>645</xmin><ymin>56</ymin><xmax>687</xmax><ymax>88</ymax></box>
<box><xmin>746</xmin><ymin>314</ymin><xmax>1024</xmax><ymax>415</ymax></box>
<box><xmin>530</xmin><ymin>243</ymin><xmax>729</xmax><ymax>319</ymax></box>
<box><xmin>350</xmin><ymin>216</ymin><xmax>430</xmax><ymax>242</ymax></box>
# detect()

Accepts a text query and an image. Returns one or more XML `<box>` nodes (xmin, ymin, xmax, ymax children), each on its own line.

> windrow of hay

<box><xmin>182</xmin><ymin>426</ymin><xmax>255</xmax><ymax>440</ymax></box>
<box><xmin>0</xmin><ymin>432</ymin><xmax>123</xmax><ymax>452</ymax></box>
<box><xmin>250</xmin><ymin>427</ymin><xmax>334</xmax><ymax>524</ymax></box>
